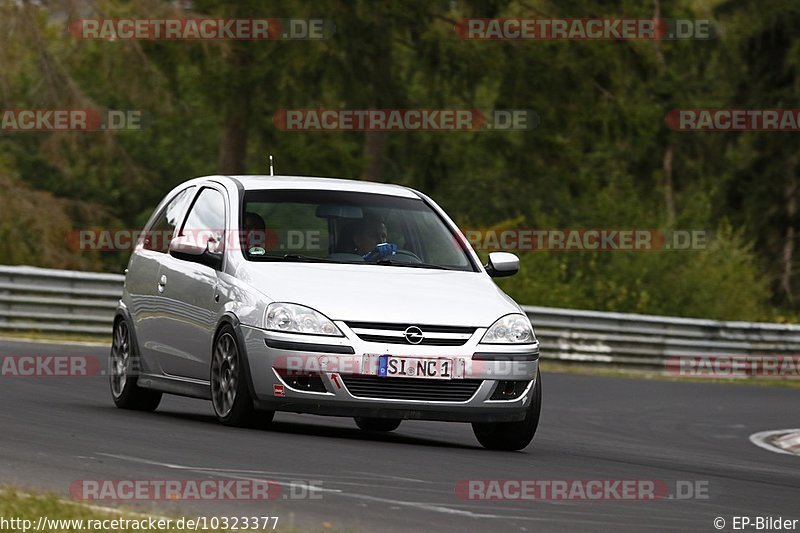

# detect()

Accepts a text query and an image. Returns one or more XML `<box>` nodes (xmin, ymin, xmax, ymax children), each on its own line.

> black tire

<box><xmin>354</xmin><ymin>417</ymin><xmax>402</xmax><ymax>432</ymax></box>
<box><xmin>472</xmin><ymin>371</ymin><xmax>542</xmax><ymax>451</ymax></box>
<box><xmin>211</xmin><ymin>325</ymin><xmax>274</xmax><ymax>428</ymax></box>
<box><xmin>109</xmin><ymin>318</ymin><xmax>162</xmax><ymax>412</ymax></box>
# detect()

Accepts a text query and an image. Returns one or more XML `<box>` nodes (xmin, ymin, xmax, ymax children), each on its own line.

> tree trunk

<box><xmin>662</xmin><ymin>144</ymin><xmax>675</xmax><ymax>225</ymax></box>
<box><xmin>361</xmin><ymin>131</ymin><xmax>387</xmax><ymax>182</ymax></box>
<box><xmin>654</xmin><ymin>0</ymin><xmax>674</xmax><ymax>224</ymax></box>
<box><xmin>217</xmin><ymin>108</ymin><xmax>249</xmax><ymax>175</ymax></box>
<box><xmin>217</xmin><ymin>45</ymin><xmax>252</xmax><ymax>175</ymax></box>
<box><xmin>653</xmin><ymin>0</ymin><xmax>666</xmax><ymax>70</ymax></box>
<box><xmin>358</xmin><ymin>7</ymin><xmax>392</xmax><ymax>183</ymax></box>
<box><xmin>780</xmin><ymin>166</ymin><xmax>797</xmax><ymax>304</ymax></box>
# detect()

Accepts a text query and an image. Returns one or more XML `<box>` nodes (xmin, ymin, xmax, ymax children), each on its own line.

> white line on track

<box><xmin>351</xmin><ymin>471</ymin><xmax>429</xmax><ymax>483</ymax></box>
<box><xmin>749</xmin><ymin>429</ymin><xmax>800</xmax><ymax>456</ymax></box>
<box><xmin>95</xmin><ymin>453</ymin><xmax>697</xmax><ymax>528</ymax></box>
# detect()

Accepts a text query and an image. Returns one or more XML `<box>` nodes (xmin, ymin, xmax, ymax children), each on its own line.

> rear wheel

<box><xmin>109</xmin><ymin>318</ymin><xmax>161</xmax><ymax>411</ymax></box>
<box><xmin>211</xmin><ymin>325</ymin><xmax>274</xmax><ymax>427</ymax></box>
<box><xmin>472</xmin><ymin>371</ymin><xmax>542</xmax><ymax>451</ymax></box>
<box><xmin>354</xmin><ymin>417</ymin><xmax>402</xmax><ymax>432</ymax></box>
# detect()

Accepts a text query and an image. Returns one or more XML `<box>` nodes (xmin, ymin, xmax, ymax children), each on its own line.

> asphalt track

<box><xmin>0</xmin><ymin>339</ymin><xmax>798</xmax><ymax>532</ymax></box>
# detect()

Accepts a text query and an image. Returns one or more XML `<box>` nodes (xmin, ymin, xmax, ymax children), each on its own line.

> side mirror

<box><xmin>169</xmin><ymin>235</ymin><xmax>205</xmax><ymax>257</ymax></box>
<box><xmin>485</xmin><ymin>252</ymin><xmax>519</xmax><ymax>278</ymax></box>
<box><xmin>169</xmin><ymin>235</ymin><xmax>223</xmax><ymax>270</ymax></box>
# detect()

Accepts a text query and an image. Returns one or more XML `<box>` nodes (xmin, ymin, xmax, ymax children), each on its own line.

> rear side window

<box><xmin>143</xmin><ymin>187</ymin><xmax>195</xmax><ymax>253</ymax></box>
<box><xmin>181</xmin><ymin>188</ymin><xmax>226</xmax><ymax>252</ymax></box>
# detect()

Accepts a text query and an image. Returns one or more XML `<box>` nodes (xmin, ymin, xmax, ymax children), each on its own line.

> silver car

<box><xmin>111</xmin><ymin>175</ymin><xmax>541</xmax><ymax>450</ymax></box>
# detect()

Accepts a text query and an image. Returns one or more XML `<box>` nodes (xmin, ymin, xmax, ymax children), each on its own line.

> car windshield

<box><xmin>241</xmin><ymin>189</ymin><xmax>476</xmax><ymax>271</ymax></box>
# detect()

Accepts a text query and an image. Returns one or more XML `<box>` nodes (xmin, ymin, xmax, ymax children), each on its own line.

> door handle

<box><xmin>157</xmin><ymin>274</ymin><xmax>167</xmax><ymax>293</ymax></box>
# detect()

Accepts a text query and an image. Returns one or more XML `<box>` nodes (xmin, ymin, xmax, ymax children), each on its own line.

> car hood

<box><xmin>237</xmin><ymin>262</ymin><xmax>520</xmax><ymax>327</ymax></box>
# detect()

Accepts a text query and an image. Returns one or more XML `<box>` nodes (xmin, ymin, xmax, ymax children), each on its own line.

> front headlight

<box><xmin>264</xmin><ymin>303</ymin><xmax>342</xmax><ymax>336</ymax></box>
<box><xmin>480</xmin><ymin>314</ymin><xmax>536</xmax><ymax>344</ymax></box>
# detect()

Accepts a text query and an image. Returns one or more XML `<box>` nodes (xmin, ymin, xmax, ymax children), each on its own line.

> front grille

<box><xmin>346</xmin><ymin>322</ymin><xmax>476</xmax><ymax>346</ymax></box>
<box><xmin>355</xmin><ymin>334</ymin><xmax>467</xmax><ymax>346</ymax></box>
<box><xmin>341</xmin><ymin>376</ymin><xmax>482</xmax><ymax>402</ymax></box>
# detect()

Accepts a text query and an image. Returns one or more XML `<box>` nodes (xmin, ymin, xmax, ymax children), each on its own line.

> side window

<box><xmin>143</xmin><ymin>187</ymin><xmax>195</xmax><ymax>253</ymax></box>
<box><xmin>181</xmin><ymin>188</ymin><xmax>226</xmax><ymax>253</ymax></box>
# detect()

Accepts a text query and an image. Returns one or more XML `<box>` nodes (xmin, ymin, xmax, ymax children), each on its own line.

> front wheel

<box><xmin>109</xmin><ymin>318</ymin><xmax>162</xmax><ymax>412</ymax></box>
<box><xmin>354</xmin><ymin>417</ymin><xmax>402</xmax><ymax>432</ymax></box>
<box><xmin>211</xmin><ymin>325</ymin><xmax>274</xmax><ymax>427</ymax></box>
<box><xmin>472</xmin><ymin>371</ymin><xmax>542</xmax><ymax>451</ymax></box>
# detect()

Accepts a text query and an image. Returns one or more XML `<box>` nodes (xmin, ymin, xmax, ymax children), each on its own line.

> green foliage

<box><xmin>0</xmin><ymin>0</ymin><xmax>794</xmax><ymax>321</ymax></box>
<box><xmin>500</xmin><ymin>223</ymin><xmax>769</xmax><ymax>320</ymax></box>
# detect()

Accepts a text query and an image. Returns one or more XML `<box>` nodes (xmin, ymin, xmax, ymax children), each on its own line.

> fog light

<box><xmin>275</xmin><ymin>370</ymin><xmax>328</xmax><ymax>393</ymax></box>
<box><xmin>490</xmin><ymin>380</ymin><xmax>530</xmax><ymax>400</ymax></box>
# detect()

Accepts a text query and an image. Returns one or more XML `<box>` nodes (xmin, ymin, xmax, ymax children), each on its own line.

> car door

<box><xmin>127</xmin><ymin>186</ymin><xmax>195</xmax><ymax>374</ymax></box>
<box><xmin>153</xmin><ymin>185</ymin><xmax>227</xmax><ymax>380</ymax></box>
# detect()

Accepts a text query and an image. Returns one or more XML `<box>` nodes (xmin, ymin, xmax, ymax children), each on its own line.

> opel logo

<box><xmin>404</xmin><ymin>326</ymin><xmax>424</xmax><ymax>345</ymax></box>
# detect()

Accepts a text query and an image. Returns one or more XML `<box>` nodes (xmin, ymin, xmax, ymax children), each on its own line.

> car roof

<box><xmin>218</xmin><ymin>175</ymin><xmax>421</xmax><ymax>199</ymax></box>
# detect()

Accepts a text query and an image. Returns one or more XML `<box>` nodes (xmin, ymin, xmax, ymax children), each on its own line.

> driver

<box><xmin>241</xmin><ymin>212</ymin><xmax>268</xmax><ymax>254</ymax></box>
<box><xmin>342</xmin><ymin>216</ymin><xmax>397</xmax><ymax>260</ymax></box>
<box><xmin>353</xmin><ymin>218</ymin><xmax>388</xmax><ymax>255</ymax></box>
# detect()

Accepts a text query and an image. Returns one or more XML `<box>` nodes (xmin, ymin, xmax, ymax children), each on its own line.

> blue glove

<box><xmin>363</xmin><ymin>243</ymin><xmax>397</xmax><ymax>261</ymax></box>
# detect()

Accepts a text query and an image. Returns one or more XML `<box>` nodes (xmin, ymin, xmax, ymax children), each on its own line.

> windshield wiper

<box><xmin>374</xmin><ymin>259</ymin><xmax>450</xmax><ymax>270</ymax></box>
<box><xmin>256</xmin><ymin>253</ymin><xmax>337</xmax><ymax>263</ymax></box>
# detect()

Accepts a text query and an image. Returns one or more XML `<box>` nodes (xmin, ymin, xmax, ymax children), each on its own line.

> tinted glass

<box><xmin>181</xmin><ymin>188</ymin><xmax>226</xmax><ymax>252</ymax></box>
<box><xmin>143</xmin><ymin>186</ymin><xmax>195</xmax><ymax>253</ymax></box>
<box><xmin>242</xmin><ymin>189</ymin><xmax>475</xmax><ymax>271</ymax></box>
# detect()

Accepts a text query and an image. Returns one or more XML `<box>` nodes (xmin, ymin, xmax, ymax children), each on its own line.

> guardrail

<box><xmin>0</xmin><ymin>266</ymin><xmax>124</xmax><ymax>336</ymax></box>
<box><xmin>524</xmin><ymin>306</ymin><xmax>800</xmax><ymax>368</ymax></box>
<box><xmin>2</xmin><ymin>265</ymin><xmax>799</xmax><ymax>368</ymax></box>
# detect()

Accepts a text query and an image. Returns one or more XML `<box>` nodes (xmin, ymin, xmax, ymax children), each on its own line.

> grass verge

<box><xmin>0</xmin><ymin>331</ymin><xmax>109</xmax><ymax>345</ymax></box>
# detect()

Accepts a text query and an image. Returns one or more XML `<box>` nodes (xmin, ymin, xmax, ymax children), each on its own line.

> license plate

<box><xmin>377</xmin><ymin>355</ymin><xmax>462</xmax><ymax>379</ymax></box>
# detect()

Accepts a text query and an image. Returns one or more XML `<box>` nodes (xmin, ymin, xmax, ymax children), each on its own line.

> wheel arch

<box><xmin>113</xmin><ymin>305</ymin><xmax>140</xmax><ymax>356</ymax></box>
<box><xmin>213</xmin><ymin>312</ymin><xmax>259</xmax><ymax>404</ymax></box>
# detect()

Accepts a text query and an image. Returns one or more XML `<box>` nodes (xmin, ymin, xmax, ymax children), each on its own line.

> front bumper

<box><xmin>240</xmin><ymin>322</ymin><xmax>539</xmax><ymax>423</ymax></box>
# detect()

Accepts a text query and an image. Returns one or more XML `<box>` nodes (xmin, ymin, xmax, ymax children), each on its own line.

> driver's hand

<box><xmin>363</xmin><ymin>243</ymin><xmax>397</xmax><ymax>261</ymax></box>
